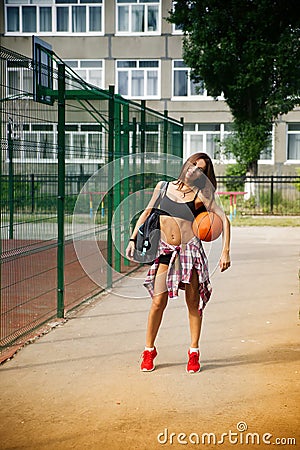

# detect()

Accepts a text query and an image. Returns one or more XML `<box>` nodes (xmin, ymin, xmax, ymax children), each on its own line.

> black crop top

<box><xmin>159</xmin><ymin>183</ymin><xmax>206</xmax><ymax>222</ymax></box>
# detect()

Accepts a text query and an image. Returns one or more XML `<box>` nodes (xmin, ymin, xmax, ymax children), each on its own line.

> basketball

<box><xmin>192</xmin><ymin>212</ymin><xmax>223</xmax><ymax>242</ymax></box>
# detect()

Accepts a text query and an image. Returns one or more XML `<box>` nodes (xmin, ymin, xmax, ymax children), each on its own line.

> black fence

<box><xmin>216</xmin><ymin>175</ymin><xmax>300</xmax><ymax>216</ymax></box>
<box><xmin>2</xmin><ymin>174</ymin><xmax>300</xmax><ymax>219</ymax></box>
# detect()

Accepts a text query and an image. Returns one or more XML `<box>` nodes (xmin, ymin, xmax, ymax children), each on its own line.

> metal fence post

<box><xmin>114</xmin><ymin>100</ymin><xmax>121</xmax><ymax>273</ymax></box>
<box><xmin>107</xmin><ymin>85</ymin><xmax>115</xmax><ymax>288</ymax></box>
<box><xmin>8</xmin><ymin>122</ymin><xmax>14</xmax><ymax>239</ymax></box>
<box><xmin>180</xmin><ymin>117</ymin><xmax>184</xmax><ymax>159</ymax></box>
<box><xmin>270</xmin><ymin>175</ymin><xmax>274</xmax><ymax>214</ymax></box>
<box><xmin>141</xmin><ymin>100</ymin><xmax>146</xmax><ymax>207</ymax></box>
<box><xmin>123</xmin><ymin>103</ymin><xmax>130</xmax><ymax>267</ymax></box>
<box><xmin>163</xmin><ymin>110</ymin><xmax>168</xmax><ymax>175</ymax></box>
<box><xmin>131</xmin><ymin>117</ymin><xmax>138</xmax><ymax>230</ymax></box>
<box><xmin>57</xmin><ymin>62</ymin><xmax>65</xmax><ymax>318</ymax></box>
<box><xmin>30</xmin><ymin>174</ymin><xmax>35</xmax><ymax>214</ymax></box>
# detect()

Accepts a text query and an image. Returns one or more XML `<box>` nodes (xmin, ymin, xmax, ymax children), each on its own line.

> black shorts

<box><xmin>158</xmin><ymin>253</ymin><xmax>172</xmax><ymax>266</ymax></box>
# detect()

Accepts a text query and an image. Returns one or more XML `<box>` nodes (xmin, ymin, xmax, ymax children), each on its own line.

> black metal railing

<box><xmin>216</xmin><ymin>175</ymin><xmax>300</xmax><ymax>216</ymax></box>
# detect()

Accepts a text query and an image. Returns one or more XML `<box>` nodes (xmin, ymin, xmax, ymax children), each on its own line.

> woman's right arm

<box><xmin>125</xmin><ymin>181</ymin><xmax>164</xmax><ymax>260</ymax></box>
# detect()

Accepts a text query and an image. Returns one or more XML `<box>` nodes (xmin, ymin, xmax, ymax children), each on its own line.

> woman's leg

<box><xmin>145</xmin><ymin>263</ymin><xmax>169</xmax><ymax>348</ymax></box>
<box><xmin>185</xmin><ymin>268</ymin><xmax>202</xmax><ymax>348</ymax></box>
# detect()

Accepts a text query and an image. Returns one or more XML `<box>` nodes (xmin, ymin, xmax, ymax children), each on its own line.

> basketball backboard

<box><xmin>32</xmin><ymin>36</ymin><xmax>54</xmax><ymax>105</ymax></box>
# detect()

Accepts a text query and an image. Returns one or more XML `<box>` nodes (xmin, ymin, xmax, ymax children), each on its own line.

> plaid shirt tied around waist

<box><xmin>144</xmin><ymin>236</ymin><xmax>212</xmax><ymax>315</ymax></box>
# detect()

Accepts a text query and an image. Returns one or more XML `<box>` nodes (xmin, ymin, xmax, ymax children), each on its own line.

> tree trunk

<box><xmin>247</xmin><ymin>160</ymin><xmax>258</xmax><ymax>176</ymax></box>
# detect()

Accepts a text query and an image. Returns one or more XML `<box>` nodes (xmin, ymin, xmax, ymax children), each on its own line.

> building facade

<box><xmin>1</xmin><ymin>0</ymin><xmax>300</xmax><ymax>174</ymax></box>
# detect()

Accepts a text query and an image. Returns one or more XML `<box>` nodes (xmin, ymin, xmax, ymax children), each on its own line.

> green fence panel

<box><xmin>0</xmin><ymin>45</ymin><xmax>184</xmax><ymax>350</ymax></box>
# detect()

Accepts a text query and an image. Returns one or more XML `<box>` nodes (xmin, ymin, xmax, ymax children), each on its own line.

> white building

<box><xmin>1</xmin><ymin>0</ymin><xmax>300</xmax><ymax>174</ymax></box>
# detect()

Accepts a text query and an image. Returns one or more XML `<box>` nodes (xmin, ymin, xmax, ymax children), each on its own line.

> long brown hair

<box><xmin>175</xmin><ymin>153</ymin><xmax>217</xmax><ymax>192</ymax></box>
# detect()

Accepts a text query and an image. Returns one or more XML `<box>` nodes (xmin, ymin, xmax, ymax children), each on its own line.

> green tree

<box><xmin>169</xmin><ymin>0</ymin><xmax>300</xmax><ymax>173</ymax></box>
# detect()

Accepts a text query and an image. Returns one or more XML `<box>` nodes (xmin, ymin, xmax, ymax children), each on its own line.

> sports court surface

<box><xmin>0</xmin><ymin>227</ymin><xmax>299</xmax><ymax>450</ymax></box>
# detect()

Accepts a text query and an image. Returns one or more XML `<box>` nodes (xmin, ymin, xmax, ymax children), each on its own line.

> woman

<box><xmin>126</xmin><ymin>153</ymin><xmax>231</xmax><ymax>373</ymax></box>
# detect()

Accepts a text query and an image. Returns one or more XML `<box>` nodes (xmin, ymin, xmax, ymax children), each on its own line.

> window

<box><xmin>287</xmin><ymin>123</ymin><xmax>300</xmax><ymax>161</ymax></box>
<box><xmin>7</xmin><ymin>7</ymin><xmax>19</xmax><ymax>32</ymax></box>
<box><xmin>7</xmin><ymin>60</ymin><xmax>33</xmax><ymax>97</ymax></box>
<box><xmin>23</xmin><ymin>6</ymin><xmax>36</xmax><ymax>32</ymax></box>
<box><xmin>259</xmin><ymin>127</ymin><xmax>273</xmax><ymax>162</ymax></box>
<box><xmin>65</xmin><ymin>124</ymin><xmax>103</xmax><ymax>159</ymax></box>
<box><xmin>65</xmin><ymin>60</ymin><xmax>104</xmax><ymax>89</ymax></box>
<box><xmin>6</xmin><ymin>59</ymin><xmax>104</xmax><ymax>97</ymax></box>
<box><xmin>184</xmin><ymin>123</ymin><xmax>274</xmax><ymax>163</ymax></box>
<box><xmin>5</xmin><ymin>1</ymin><xmax>103</xmax><ymax>35</ymax></box>
<box><xmin>116</xmin><ymin>60</ymin><xmax>160</xmax><ymax>98</ymax></box>
<box><xmin>172</xmin><ymin>60</ymin><xmax>210</xmax><ymax>99</ymax></box>
<box><xmin>172</xmin><ymin>22</ymin><xmax>183</xmax><ymax>34</ymax></box>
<box><xmin>116</xmin><ymin>0</ymin><xmax>160</xmax><ymax>34</ymax></box>
<box><xmin>183</xmin><ymin>124</ymin><xmax>221</xmax><ymax>161</ymax></box>
<box><xmin>9</xmin><ymin>123</ymin><xmax>105</xmax><ymax>162</ymax></box>
<box><xmin>171</xmin><ymin>2</ymin><xmax>183</xmax><ymax>34</ymax></box>
<box><xmin>145</xmin><ymin>124</ymin><xmax>159</xmax><ymax>153</ymax></box>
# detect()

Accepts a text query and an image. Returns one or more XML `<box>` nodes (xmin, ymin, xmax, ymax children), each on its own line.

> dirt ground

<box><xmin>0</xmin><ymin>227</ymin><xmax>299</xmax><ymax>450</ymax></box>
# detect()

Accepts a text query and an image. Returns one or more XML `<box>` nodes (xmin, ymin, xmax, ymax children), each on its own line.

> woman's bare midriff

<box><xmin>160</xmin><ymin>216</ymin><xmax>195</xmax><ymax>245</ymax></box>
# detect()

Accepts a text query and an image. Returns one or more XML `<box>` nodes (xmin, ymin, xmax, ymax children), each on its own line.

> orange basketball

<box><xmin>192</xmin><ymin>212</ymin><xmax>223</xmax><ymax>242</ymax></box>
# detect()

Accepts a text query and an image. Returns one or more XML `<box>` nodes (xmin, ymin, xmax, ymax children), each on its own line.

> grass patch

<box><xmin>232</xmin><ymin>215</ymin><xmax>300</xmax><ymax>226</ymax></box>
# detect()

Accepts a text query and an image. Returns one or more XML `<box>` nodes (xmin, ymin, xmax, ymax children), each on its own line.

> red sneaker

<box><xmin>141</xmin><ymin>347</ymin><xmax>157</xmax><ymax>372</ymax></box>
<box><xmin>187</xmin><ymin>350</ymin><xmax>200</xmax><ymax>373</ymax></box>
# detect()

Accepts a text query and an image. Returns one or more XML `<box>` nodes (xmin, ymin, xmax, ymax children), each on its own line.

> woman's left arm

<box><xmin>198</xmin><ymin>192</ymin><xmax>231</xmax><ymax>272</ymax></box>
<box><xmin>210</xmin><ymin>201</ymin><xmax>231</xmax><ymax>272</ymax></box>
